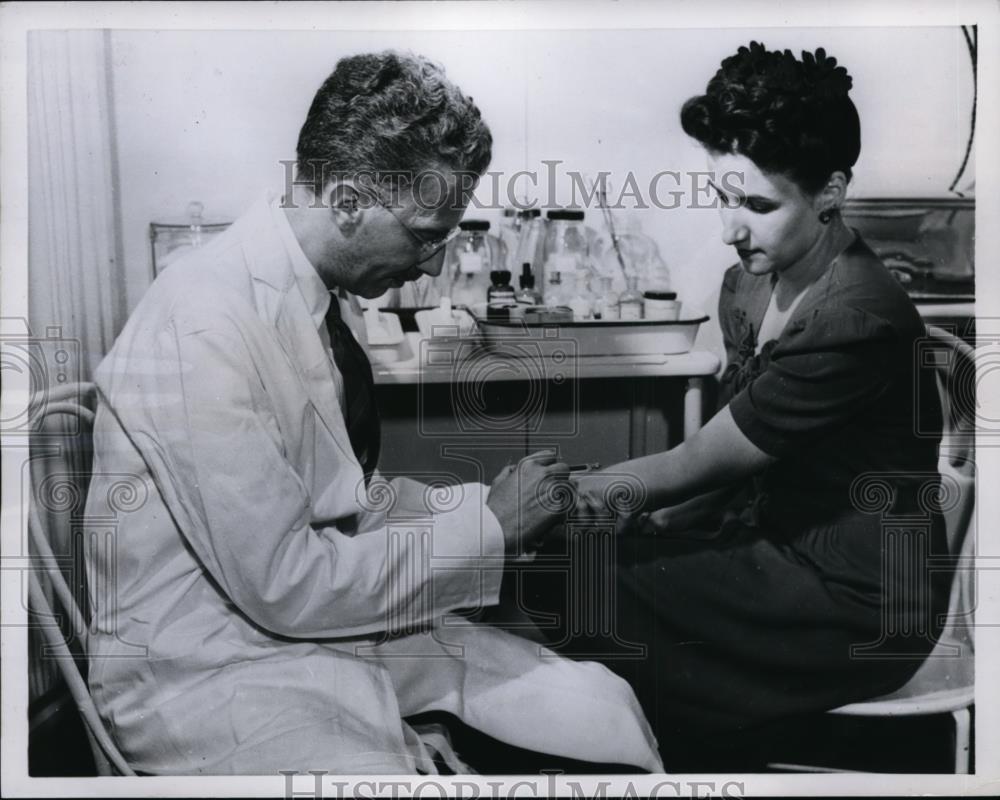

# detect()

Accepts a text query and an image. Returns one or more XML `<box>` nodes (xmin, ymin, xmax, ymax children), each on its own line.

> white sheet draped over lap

<box><xmin>369</xmin><ymin>618</ymin><xmax>663</xmax><ymax>773</ymax></box>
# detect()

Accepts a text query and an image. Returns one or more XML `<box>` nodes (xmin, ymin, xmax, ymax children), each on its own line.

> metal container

<box><xmin>473</xmin><ymin>308</ymin><xmax>709</xmax><ymax>356</ymax></box>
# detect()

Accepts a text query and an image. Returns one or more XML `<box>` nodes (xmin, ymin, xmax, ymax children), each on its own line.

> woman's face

<box><xmin>706</xmin><ymin>151</ymin><xmax>825</xmax><ymax>276</ymax></box>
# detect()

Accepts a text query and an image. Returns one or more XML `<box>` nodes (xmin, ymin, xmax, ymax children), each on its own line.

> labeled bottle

<box><xmin>487</xmin><ymin>270</ymin><xmax>517</xmax><ymax>306</ymax></box>
<box><xmin>516</xmin><ymin>263</ymin><xmax>544</xmax><ymax>306</ymax></box>
<box><xmin>594</xmin><ymin>276</ymin><xmax>620</xmax><ymax>321</ymax></box>
<box><xmin>619</xmin><ymin>275</ymin><xmax>644</xmax><ymax>320</ymax></box>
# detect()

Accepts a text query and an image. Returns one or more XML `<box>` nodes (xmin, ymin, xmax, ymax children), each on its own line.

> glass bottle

<box><xmin>619</xmin><ymin>275</ymin><xmax>644</xmax><ymax>320</ymax></box>
<box><xmin>543</xmin><ymin>209</ymin><xmax>588</xmax><ymax>305</ymax></box>
<box><xmin>499</xmin><ymin>208</ymin><xmax>521</xmax><ymax>272</ymax></box>
<box><xmin>150</xmin><ymin>200</ymin><xmax>231</xmax><ymax>276</ymax></box>
<box><xmin>515</xmin><ymin>263</ymin><xmax>544</xmax><ymax>306</ymax></box>
<box><xmin>446</xmin><ymin>220</ymin><xmax>497</xmax><ymax>308</ymax></box>
<box><xmin>607</xmin><ymin>216</ymin><xmax>671</xmax><ymax>294</ymax></box>
<box><xmin>514</xmin><ymin>208</ymin><xmax>545</xmax><ymax>277</ymax></box>
<box><xmin>567</xmin><ymin>272</ymin><xmax>594</xmax><ymax>321</ymax></box>
<box><xmin>487</xmin><ymin>270</ymin><xmax>517</xmax><ymax>306</ymax></box>
<box><xmin>594</xmin><ymin>276</ymin><xmax>621</xmax><ymax>321</ymax></box>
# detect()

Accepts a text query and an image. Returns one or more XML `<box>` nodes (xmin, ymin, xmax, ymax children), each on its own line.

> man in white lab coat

<box><xmin>83</xmin><ymin>51</ymin><xmax>661</xmax><ymax>775</ymax></box>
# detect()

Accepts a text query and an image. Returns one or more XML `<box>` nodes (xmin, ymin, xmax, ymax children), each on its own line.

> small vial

<box><xmin>516</xmin><ymin>263</ymin><xmax>544</xmax><ymax>306</ymax></box>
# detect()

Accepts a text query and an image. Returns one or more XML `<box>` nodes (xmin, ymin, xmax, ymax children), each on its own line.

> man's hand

<box><xmin>486</xmin><ymin>451</ymin><xmax>571</xmax><ymax>556</ymax></box>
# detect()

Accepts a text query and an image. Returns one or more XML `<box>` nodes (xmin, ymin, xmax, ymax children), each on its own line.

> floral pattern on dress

<box><xmin>720</xmin><ymin>307</ymin><xmax>780</xmax><ymax>397</ymax></box>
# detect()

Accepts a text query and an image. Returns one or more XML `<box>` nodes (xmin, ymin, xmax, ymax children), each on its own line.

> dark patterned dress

<box><xmin>525</xmin><ymin>234</ymin><xmax>951</xmax><ymax>770</ymax></box>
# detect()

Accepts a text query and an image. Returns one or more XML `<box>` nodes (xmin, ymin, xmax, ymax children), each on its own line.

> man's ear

<box><xmin>327</xmin><ymin>181</ymin><xmax>365</xmax><ymax>235</ymax></box>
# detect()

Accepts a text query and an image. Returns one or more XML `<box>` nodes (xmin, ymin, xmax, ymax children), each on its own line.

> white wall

<box><xmin>110</xmin><ymin>26</ymin><xmax>975</xmax><ymax>350</ymax></box>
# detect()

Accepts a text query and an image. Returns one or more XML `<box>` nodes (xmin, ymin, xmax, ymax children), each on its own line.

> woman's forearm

<box><xmin>578</xmin><ymin>406</ymin><xmax>776</xmax><ymax>514</ymax></box>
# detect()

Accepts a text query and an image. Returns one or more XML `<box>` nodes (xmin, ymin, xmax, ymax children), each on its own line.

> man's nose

<box><xmin>719</xmin><ymin>207</ymin><xmax>749</xmax><ymax>246</ymax></box>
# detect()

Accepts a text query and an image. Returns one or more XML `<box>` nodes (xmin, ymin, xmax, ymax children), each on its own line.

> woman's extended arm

<box><xmin>577</xmin><ymin>405</ymin><xmax>776</xmax><ymax>515</ymax></box>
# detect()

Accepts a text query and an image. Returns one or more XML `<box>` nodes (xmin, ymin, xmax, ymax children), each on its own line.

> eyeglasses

<box><xmin>376</xmin><ymin>199</ymin><xmax>461</xmax><ymax>265</ymax></box>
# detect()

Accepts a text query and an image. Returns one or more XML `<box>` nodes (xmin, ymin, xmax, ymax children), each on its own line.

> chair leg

<box><xmin>952</xmin><ymin>706</ymin><xmax>971</xmax><ymax>774</ymax></box>
<box><xmin>82</xmin><ymin>723</ymin><xmax>113</xmax><ymax>775</ymax></box>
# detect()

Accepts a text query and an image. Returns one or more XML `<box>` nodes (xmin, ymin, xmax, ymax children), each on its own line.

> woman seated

<box><xmin>525</xmin><ymin>41</ymin><xmax>951</xmax><ymax>771</ymax></box>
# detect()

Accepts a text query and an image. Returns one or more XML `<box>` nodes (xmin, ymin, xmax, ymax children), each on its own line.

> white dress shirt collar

<box><xmin>268</xmin><ymin>193</ymin><xmax>332</xmax><ymax>330</ymax></box>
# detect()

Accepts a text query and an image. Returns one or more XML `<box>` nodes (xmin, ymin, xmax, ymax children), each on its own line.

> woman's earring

<box><xmin>818</xmin><ymin>209</ymin><xmax>834</xmax><ymax>224</ymax></box>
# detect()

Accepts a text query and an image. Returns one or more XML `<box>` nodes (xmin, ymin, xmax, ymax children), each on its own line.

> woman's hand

<box><xmin>600</xmin><ymin>406</ymin><xmax>775</xmax><ymax>513</ymax></box>
<box><xmin>632</xmin><ymin>486</ymin><xmax>741</xmax><ymax>537</ymax></box>
<box><xmin>634</xmin><ymin>506</ymin><xmax>722</xmax><ymax>539</ymax></box>
<box><xmin>565</xmin><ymin>478</ymin><xmax>743</xmax><ymax>538</ymax></box>
<box><xmin>565</xmin><ymin>476</ymin><xmax>643</xmax><ymax>536</ymax></box>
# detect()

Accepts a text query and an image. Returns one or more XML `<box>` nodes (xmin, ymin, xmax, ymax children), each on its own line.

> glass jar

<box><xmin>542</xmin><ymin>209</ymin><xmax>588</xmax><ymax>305</ymax></box>
<box><xmin>149</xmin><ymin>201</ymin><xmax>231</xmax><ymax>277</ymax></box>
<box><xmin>514</xmin><ymin>208</ymin><xmax>545</xmax><ymax>276</ymax></box>
<box><xmin>594</xmin><ymin>276</ymin><xmax>620</xmax><ymax>321</ymax></box>
<box><xmin>602</xmin><ymin>215</ymin><xmax>671</xmax><ymax>294</ymax></box>
<box><xmin>619</xmin><ymin>275</ymin><xmax>644</xmax><ymax>320</ymax></box>
<box><xmin>445</xmin><ymin>220</ymin><xmax>501</xmax><ymax>308</ymax></box>
<box><xmin>567</xmin><ymin>272</ymin><xmax>594</xmax><ymax>321</ymax></box>
<box><xmin>642</xmin><ymin>291</ymin><xmax>681</xmax><ymax>321</ymax></box>
<box><xmin>499</xmin><ymin>208</ymin><xmax>521</xmax><ymax>272</ymax></box>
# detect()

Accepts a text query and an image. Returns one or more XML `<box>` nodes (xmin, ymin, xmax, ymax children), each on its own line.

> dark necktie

<box><xmin>324</xmin><ymin>294</ymin><xmax>380</xmax><ymax>482</ymax></box>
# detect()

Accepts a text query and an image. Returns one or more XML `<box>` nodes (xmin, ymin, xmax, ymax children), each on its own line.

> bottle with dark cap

<box><xmin>514</xmin><ymin>207</ymin><xmax>544</xmax><ymax>277</ymax></box>
<box><xmin>515</xmin><ymin>263</ymin><xmax>544</xmax><ymax>306</ymax></box>
<box><xmin>487</xmin><ymin>269</ymin><xmax>516</xmax><ymax>307</ymax></box>
<box><xmin>542</xmin><ymin>209</ymin><xmax>588</xmax><ymax>306</ymax></box>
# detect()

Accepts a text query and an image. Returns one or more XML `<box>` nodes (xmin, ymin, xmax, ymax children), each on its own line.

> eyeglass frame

<box><xmin>372</xmin><ymin>196</ymin><xmax>462</xmax><ymax>265</ymax></box>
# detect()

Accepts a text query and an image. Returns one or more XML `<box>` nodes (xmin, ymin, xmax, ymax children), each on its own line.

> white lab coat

<box><xmin>83</xmin><ymin>196</ymin><xmax>662</xmax><ymax>775</ymax></box>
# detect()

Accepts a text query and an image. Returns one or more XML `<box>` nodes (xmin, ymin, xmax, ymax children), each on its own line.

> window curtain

<box><xmin>28</xmin><ymin>29</ymin><xmax>125</xmax><ymax>379</ymax></box>
<box><xmin>26</xmin><ymin>30</ymin><xmax>125</xmax><ymax>709</ymax></box>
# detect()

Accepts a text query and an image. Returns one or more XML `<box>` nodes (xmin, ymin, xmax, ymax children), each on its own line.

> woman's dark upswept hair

<box><xmin>680</xmin><ymin>41</ymin><xmax>861</xmax><ymax>194</ymax></box>
<box><xmin>296</xmin><ymin>51</ymin><xmax>492</xmax><ymax>194</ymax></box>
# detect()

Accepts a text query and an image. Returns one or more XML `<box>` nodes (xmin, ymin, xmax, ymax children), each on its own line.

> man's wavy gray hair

<box><xmin>295</xmin><ymin>51</ymin><xmax>493</xmax><ymax>196</ymax></box>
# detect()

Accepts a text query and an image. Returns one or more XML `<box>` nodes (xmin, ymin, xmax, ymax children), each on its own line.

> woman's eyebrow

<box><xmin>708</xmin><ymin>178</ymin><xmax>778</xmax><ymax>206</ymax></box>
<box><xmin>706</xmin><ymin>178</ymin><xmax>728</xmax><ymax>195</ymax></box>
<box><xmin>706</xmin><ymin>178</ymin><xmax>749</xmax><ymax>200</ymax></box>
